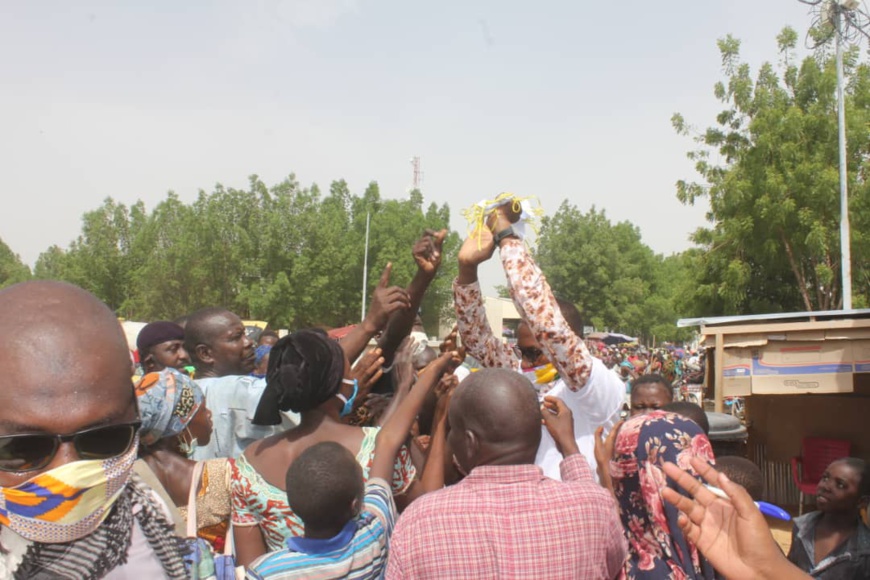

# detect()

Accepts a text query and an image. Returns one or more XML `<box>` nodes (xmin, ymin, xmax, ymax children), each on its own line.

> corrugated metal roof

<box><xmin>678</xmin><ymin>309</ymin><xmax>870</xmax><ymax>328</ymax></box>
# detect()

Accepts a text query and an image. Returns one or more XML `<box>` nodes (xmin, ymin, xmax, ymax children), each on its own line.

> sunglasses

<box><xmin>0</xmin><ymin>421</ymin><xmax>141</xmax><ymax>473</ymax></box>
<box><xmin>513</xmin><ymin>345</ymin><xmax>544</xmax><ymax>361</ymax></box>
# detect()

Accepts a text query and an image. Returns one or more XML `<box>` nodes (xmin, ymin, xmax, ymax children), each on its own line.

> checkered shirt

<box><xmin>386</xmin><ymin>454</ymin><xmax>627</xmax><ymax>579</ymax></box>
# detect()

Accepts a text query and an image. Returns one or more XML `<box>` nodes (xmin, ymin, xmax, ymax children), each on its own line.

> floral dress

<box><xmin>230</xmin><ymin>426</ymin><xmax>416</xmax><ymax>552</ymax></box>
<box><xmin>611</xmin><ymin>411</ymin><xmax>722</xmax><ymax>580</ymax></box>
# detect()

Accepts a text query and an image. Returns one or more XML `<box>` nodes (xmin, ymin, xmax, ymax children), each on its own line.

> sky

<box><xmin>0</xmin><ymin>0</ymin><xmax>819</xmax><ymax>293</ymax></box>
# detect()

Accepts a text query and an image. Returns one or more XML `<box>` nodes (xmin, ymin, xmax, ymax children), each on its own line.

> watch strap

<box><xmin>493</xmin><ymin>225</ymin><xmax>518</xmax><ymax>244</ymax></box>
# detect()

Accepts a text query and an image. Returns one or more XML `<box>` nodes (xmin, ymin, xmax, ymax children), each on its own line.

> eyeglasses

<box><xmin>0</xmin><ymin>421</ymin><xmax>141</xmax><ymax>473</ymax></box>
<box><xmin>513</xmin><ymin>345</ymin><xmax>544</xmax><ymax>362</ymax></box>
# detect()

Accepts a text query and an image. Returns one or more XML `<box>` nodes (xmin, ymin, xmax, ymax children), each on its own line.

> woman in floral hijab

<box><xmin>611</xmin><ymin>410</ymin><xmax>722</xmax><ymax>579</ymax></box>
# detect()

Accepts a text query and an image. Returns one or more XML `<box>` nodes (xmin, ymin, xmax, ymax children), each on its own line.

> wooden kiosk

<box><xmin>678</xmin><ymin>310</ymin><xmax>870</xmax><ymax>506</ymax></box>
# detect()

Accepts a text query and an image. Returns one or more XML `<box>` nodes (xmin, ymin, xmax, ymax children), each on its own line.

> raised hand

<box><xmin>541</xmin><ymin>396</ymin><xmax>579</xmax><ymax>457</ymax></box>
<box><xmin>413</xmin><ymin>229</ymin><xmax>448</xmax><ymax>276</ymax></box>
<box><xmin>434</xmin><ymin>373</ymin><xmax>459</xmax><ymax>416</ymax></box>
<box><xmin>392</xmin><ymin>337</ymin><xmax>417</xmax><ymax>395</ymax></box>
<box><xmin>439</xmin><ymin>325</ymin><xmax>460</xmax><ymax>354</ymax></box>
<box><xmin>458</xmin><ymin>227</ymin><xmax>496</xmax><ymax>270</ymax></box>
<box><xmin>348</xmin><ymin>347</ymin><xmax>385</xmax><ymax>405</ymax></box>
<box><xmin>364</xmin><ymin>263</ymin><xmax>411</xmax><ymax>333</ymax></box>
<box><xmin>440</xmin><ymin>327</ymin><xmax>467</xmax><ymax>372</ymax></box>
<box><xmin>661</xmin><ymin>457</ymin><xmax>803</xmax><ymax>580</ymax></box>
<box><xmin>594</xmin><ymin>422</ymin><xmax>622</xmax><ymax>493</ymax></box>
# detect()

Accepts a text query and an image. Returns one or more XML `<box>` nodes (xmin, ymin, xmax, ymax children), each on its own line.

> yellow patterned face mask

<box><xmin>0</xmin><ymin>435</ymin><xmax>138</xmax><ymax>543</ymax></box>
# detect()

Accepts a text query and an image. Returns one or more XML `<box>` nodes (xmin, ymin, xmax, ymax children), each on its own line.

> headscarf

<box><xmin>134</xmin><ymin>368</ymin><xmax>204</xmax><ymax>446</ymax></box>
<box><xmin>136</xmin><ymin>321</ymin><xmax>185</xmax><ymax>353</ymax></box>
<box><xmin>611</xmin><ymin>411</ymin><xmax>721</xmax><ymax>579</ymax></box>
<box><xmin>253</xmin><ymin>329</ymin><xmax>345</xmax><ymax>426</ymax></box>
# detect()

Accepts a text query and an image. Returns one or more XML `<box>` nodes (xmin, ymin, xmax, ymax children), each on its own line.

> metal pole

<box><xmin>836</xmin><ymin>9</ymin><xmax>853</xmax><ymax>309</ymax></box>
<box><xmin>361</xmin><ymin>212</ymin><xmax>371</xmax><ymax>320</ymax></box>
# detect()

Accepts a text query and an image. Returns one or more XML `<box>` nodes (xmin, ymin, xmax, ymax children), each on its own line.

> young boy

<box><xmin>629</xmin><ymin>374</ymin><xmax>674</xmax><ymax>416</ymax></box>
<box><xmin>714</xmin><ymin>455</ymin><xmax>764</xmax><ymax>501</ymax></box>
<box><xmin>245</xmin><ymin>352</ymin><xmax>456</xmax><ymax>580</ymax></box>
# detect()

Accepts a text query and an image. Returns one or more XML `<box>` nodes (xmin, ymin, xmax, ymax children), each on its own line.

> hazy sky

<box><xmin>1</xmin><ymin>1</ymin><xmax>817</xmax><ymax>293</ymax></box>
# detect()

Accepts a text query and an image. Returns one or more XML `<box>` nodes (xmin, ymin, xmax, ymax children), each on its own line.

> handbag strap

<box><xmin>224</xmin><ymin>523</ymin><xmax>234</xmax><ymax>556</ymax></box>
<box><xmin>186</xmin><ymin>460</ymin><xmax>206</xmax><ymax>538</ymax></box>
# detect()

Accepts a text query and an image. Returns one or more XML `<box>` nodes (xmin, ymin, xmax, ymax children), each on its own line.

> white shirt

<box><xmin>534</xmin><ymin>358</ymin><xmax>625</xmax><ymax>481</ymax></box>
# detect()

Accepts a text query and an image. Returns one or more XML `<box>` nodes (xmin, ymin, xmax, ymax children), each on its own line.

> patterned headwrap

<box><xmin>134</xmin><ymin>368</ymin><xmax>204</xmax><ymax>446</ymax></box>
<box><xmin>611</xmin><ymin>411</ymin><xmax>718</xmax><ymax>579</ymax></box>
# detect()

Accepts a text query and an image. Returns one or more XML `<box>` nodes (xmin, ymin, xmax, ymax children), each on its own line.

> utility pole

<box><xmin>834</xmin><ymin>8</ymin><xmax>852</xmax><ymax>309</ymax></box>
<box><xmin>361</xmin><ymin>211</ymin><xmax>371</xmax><ymax>320</ymax></box>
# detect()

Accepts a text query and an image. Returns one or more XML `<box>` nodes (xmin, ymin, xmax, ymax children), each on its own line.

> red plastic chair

<box><xmin>790</xmin><ymin>437</ymin><xmax>852</xmax><ymax>515</ymax></box>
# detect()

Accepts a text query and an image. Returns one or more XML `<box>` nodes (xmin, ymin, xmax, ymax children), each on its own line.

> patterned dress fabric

<box><xmin>178</xmin><ymin>458</ymin><xmax>232</xmax><ymax>553</ymax></box>
<box><xmin>230</xmin><ymin>427</ymin><xmax>415</xmax><ymax>552</ymax></box>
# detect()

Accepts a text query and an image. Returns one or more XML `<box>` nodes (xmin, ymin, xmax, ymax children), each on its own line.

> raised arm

<box><xmin>662</xmin><ymin>457</ymin><xmax>810</xmax><ymax>580</ymax></box>
<box><xmin>369</xmin><ymin>352</ymin><xmax>454</xmax><ymax>482</ymax></box>
<box><xmin>376</xmin><ymin>230</ymin><xmax>447</xmax><ymax>366</ymax></box>
<box><xmin>453</xmin><ymin>228</ymin><xmax>518</xmax><ymax>370</ymax></box>
<box><xmin>340</xmin><ymin>263</ymin><xmax>410</xmax><ymax>362</ymax></box>
<box><xmin>491</xmin><ymin>207</ymin><xmax>592</xmax><ymax>391</ymax></box>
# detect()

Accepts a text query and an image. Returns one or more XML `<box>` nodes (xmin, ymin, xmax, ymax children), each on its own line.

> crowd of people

<box><xmin>0</xmin><ymin>200</ymin><xmax>867</xmax><ymax>579</ymax></box>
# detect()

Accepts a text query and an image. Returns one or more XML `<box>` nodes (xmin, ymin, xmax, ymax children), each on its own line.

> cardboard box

<box><xmin>852</xmin><ymin>340</ymin><xmax>870</xmax><ymax>373</ymax></box>
<box><xmin>722</xmin><ymin>348</ymin><xmax>752</xmax><ymax>396</ymax></box>
<box><xmin>749</xmin><ymin>341</ymin><xmax>854</xmax><ymax>395</ymax></box>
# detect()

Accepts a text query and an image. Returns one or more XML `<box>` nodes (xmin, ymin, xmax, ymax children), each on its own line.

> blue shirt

<box><xmin>192</xmin><ymin>375</ymin><xmax>298</xmax><ymax>460</ymax></box>
<box><xmin>246</xmin><ymin>479</ymin><xmax>396</xmax><ymax>580</ymax></box>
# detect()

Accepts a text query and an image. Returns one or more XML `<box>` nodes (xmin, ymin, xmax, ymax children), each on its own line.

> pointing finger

<box><xmin>378</xmin><ymin>263</ymin><xmax>392</xmax><ymax>287</ymax></box>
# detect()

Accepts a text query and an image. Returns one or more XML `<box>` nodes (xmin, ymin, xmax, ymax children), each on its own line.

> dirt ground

<box><xmin>769</xmin><ymin>517</ymin><xmax>793</xmax><ymax>554</ymax></box>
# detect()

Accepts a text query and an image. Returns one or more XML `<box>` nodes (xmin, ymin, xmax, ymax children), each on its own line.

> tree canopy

<box><xmin>534</xmin><ymin>202</ymin><xmax>694</xmax><ymax>344</ymax></box>
<box><xmin>673</xmin><ymin>27</ymin><xmax>870</xmax><ymax>314</ymax></box>
<box><xmin>31</xmin><ymin>175</ymin><xmax>459</xmax><ymax>332</ymax></box>
<box><xmin>0</xmin><ymin>238</ymin><xmax>30</xmax><ymax>289</ymax></box>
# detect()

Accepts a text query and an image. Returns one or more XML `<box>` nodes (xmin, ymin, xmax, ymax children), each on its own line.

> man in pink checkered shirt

<box><xmin>385</xmin><ymin>368</ymin><xmax>627</xmax><ymax>579</ymax></box>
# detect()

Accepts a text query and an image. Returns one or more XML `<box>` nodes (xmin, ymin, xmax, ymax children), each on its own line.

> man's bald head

<box><xmin>0</xmin><ymin>281</ymin><xmax>137</xmax><ymax>485</ymax></box>
<box><xmin>448</xmin><ymin>368</ymin><xmax>541</xmax><ymax>472</ymax></box>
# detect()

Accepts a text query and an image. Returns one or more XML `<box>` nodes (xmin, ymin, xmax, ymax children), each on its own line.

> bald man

<box><xmin>0</xmin><ymin>281</ymin><xmax>188</xmax><ymax>579</ymax></box>
<box><xmin>184</xmin><ymin>307</ymin><xmax>294</xmax><ymax>459</ymax></box>
<box><xmin>386</xmin><ymin>369</ymin><xmax>626</xmax><ymax>579</ymax></box>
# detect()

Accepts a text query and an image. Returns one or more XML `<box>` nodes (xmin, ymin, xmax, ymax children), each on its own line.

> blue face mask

<box><xmin>336</xmin><ymin>378</ymin><xmax>359</xmax><ymax>418</ymax></box>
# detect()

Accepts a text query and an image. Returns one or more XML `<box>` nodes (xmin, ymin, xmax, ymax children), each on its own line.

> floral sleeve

<box><xmin>499</xmin><ymin>239</ymin><xmax>592</xmax><ymax>391</ymax></box>
<box><xmin>452</xmin><ymin>279</ymin><xmax>519</xmax><ymax>371</ymax></box>
<box><xmin>390</xmin><ymin>443</ymin><xmax>417</xmax><ymax>495</ymax></box>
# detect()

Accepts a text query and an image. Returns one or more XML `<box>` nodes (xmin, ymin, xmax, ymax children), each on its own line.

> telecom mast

<box><xmin>410</xmin><ymin>156</ymin><xmax>423</xmax><ymax>191</ymax></box>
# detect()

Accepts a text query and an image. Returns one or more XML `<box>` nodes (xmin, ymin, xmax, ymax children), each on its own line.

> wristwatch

<box><xmin>493</xmin><ymin>225</ymin><xmax>520</xmax><ymax>245</ymax></box>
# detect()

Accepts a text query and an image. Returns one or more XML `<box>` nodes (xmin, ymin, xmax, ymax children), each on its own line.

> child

<box><xmin>245</xmin><ymin>351</ymin><xmax>456</xmax><ymax>580</ymax></box>
<box><xmin>629</xmin><ymin>374</ymin><xmax>673</xmax><ymax>416</ymax></box>
<box><xmin>787</xmin><ymin>457</ymin><xmax>870</xmax><ymax>578</ymax></box>
<box><xmin>713</xmin><ymin>455</ymin><xmax>763</xmax><ymax>501</ymax></box>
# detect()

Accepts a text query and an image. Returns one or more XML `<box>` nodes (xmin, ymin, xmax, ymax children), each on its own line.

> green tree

<box><xmin>673</xmin><ymin>28</ymin><xmax>870</xmax><ymax>314</ymax></box>
<box><xmin>534</xmin><ymin>202</ymin><xmax>691</xmax><ymax>343</ymax></box>
<box><xmin>35</xmin><ymin>174</ymin><xmax>460</xmax><ymax>331</ymax></box>
<box><xmin>0</xmin><ymin>238</ymin><xmax>31</xmax><ymax>288</ymax></box>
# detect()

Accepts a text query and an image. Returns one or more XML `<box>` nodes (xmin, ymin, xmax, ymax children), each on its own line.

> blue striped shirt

<box><xmin>246</xmin><ymin>479</ymin><xmax>396</xmax><ymax>580</ymax></box>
